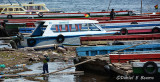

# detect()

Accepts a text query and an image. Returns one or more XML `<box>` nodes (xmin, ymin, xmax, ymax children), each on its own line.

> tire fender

<box><xmin>56</xmin><ymin>34</ymin><xmax>65</xmax><ymax>43</ymax></box>
<box><xmin>120</xmin><ymin>28</ymin><xmax>128</xmax><ymax>35</ymax></box>
<box><xmin>27</xmin><ymin>38</ymin><xmax>36</xmax><ymax>47</ymax></box>
<box><xmin>38</xmin><ymin>13</ymin><xmax>43</xmax><ymax>17</ymax></box>
<box><xmin>143</xmin><ymin>61</ymin><xmax>158</xmax><ymax>75</ymax></box>
<box><xmin>7</xmin><ymin>15</ymin><xmax>13</xmax><ymax>19</ymax></box>
<box><xmin>152</xmin><ymin>27</ymin><xmax>160</xmax><ymax>33</ymax></box>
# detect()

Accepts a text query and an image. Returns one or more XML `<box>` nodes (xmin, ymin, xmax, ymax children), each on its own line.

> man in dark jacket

<box><xmin>110</xmin><ymin>9</ymin><xmax>115</xmax><ymax>20</ymax></box>
<box><xmin>42</xmin><ymin>54</ymin><xmax>50</xmax><ymax>74</ymax></box>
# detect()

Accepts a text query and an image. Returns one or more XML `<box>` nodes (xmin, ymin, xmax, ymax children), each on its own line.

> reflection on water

<box><xmin>3</xmin><ymin>61</ymin><xmax>115</xmax><ymax>82</ymax></box>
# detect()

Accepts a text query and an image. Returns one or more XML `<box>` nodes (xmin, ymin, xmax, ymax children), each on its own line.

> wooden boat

<box><xmin>80</xmin><ymin>34</ymin><xmax>160</xmax><ymax>43</ymax></box>
<box><xmin>76</xmin><ymin>44</ymin><xmax>160</xmax><ymax>56</ymax></box>
<box><xmin>0</xmin><ymin>10</ymin><xmax>133</xmax><ymax>19</ymax></box>
<box><xmin>109</xmin><ymin>53</ymin><xmax>160</xmax><ymax>63</ymax></box>
<box><xmin>19</xmin><ymin>20</ymin><xmax>118</xmax><ymax>47</ymax></box>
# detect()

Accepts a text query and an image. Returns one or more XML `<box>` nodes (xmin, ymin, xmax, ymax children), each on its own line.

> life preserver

<box><xmin>152</xmin><ymin>27</ymin><xmax>160</xmax><ymax>33</ymax></box>
<box><xmin>56</xmin><ymin>34</ymin><xmax>65</xmax><ymax>43</ymax></box>
<box><xmin>143</xmin><ymin>61</ymin><xmax>158</xmax><ymax>75</ymax></box>
<box><xmin>120</xmin><ymin>28</ymin><xmax>128</xmax><ymax>35</ymax></box>
<box><xmin>27</xmin><ymin>38</ymin><xmax>36</xmax><ymax>47</ymax></box>
<box><xmin>38</xmin><ymin>13</ymin><xmax>43</xmax><ymax>17</ymax></box>
<box><xmin>7</xmin><ymin>15</ymin><xmax>13</xmax><ymax>19</ymax></box>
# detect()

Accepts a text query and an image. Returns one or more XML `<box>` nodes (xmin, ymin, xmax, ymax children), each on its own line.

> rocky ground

<box><xmin>0</xmin><ymin>46</ymin><xmax>77</xmax><ymax>75</ymax></box>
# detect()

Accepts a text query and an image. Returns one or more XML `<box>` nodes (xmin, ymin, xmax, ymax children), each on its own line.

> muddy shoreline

<box><xmin>0</xmin><ymin>46</ymin><xmax>77</xmax><ymax>75</ymax></box>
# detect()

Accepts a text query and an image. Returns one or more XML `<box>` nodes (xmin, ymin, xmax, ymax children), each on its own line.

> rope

<box><xmin>42</xmin><ymin>41</ymin><xmax>147</xmax><ymax>76</ymax></box>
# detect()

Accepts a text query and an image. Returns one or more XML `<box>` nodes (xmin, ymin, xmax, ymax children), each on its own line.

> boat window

<box><xmin>19</xmin><ymin>8</ymin><xmax>24</xmax><ymax>11</ymax></box>
<box><xmin>0</xmin><ymin>8</ymin><xmax>3</xmax><ymax>12</ymax></box>
<box><xmin>8</xmin><ymin>8</ymin><xmax>13</xmax><ymax>11</ymax></box>
<box><xmin>41</xmin><ymin>6</ymin><xmax>46</xmax><ymax>10</ymax></box>
<box><xmin>37</xmin><ymin>6</ymin><xmax>41</xmax><ymax>10</ymax></box>
<box><xmin>65</xmin><ymin>24</ymin><xmax>72</xmax><ymax>32</ymax></box>
<box><xmin>50</xmin><ymin>23</ymin><xmax>100</xmax><ymax>32</ymax></box>
<box><xmin>51</xmin><ymin>24</ymin><xmax>72</xmax><ymax>32</ymax></box>
<box><xmin>29</xmin><ymin>6</ymin><xmax>33</xmax><ymax>10</ymax></box>
<box><xmin>4</xmin><ymin>8</ymin><xmax>7</xmax><ymax>12</ymax></box>
<box><xmin>14</xmin><ymin>8</ymin><xmax>19</xmax><ymax>11</ymax></box>
<box><xmin>34</xmin><ymin>6</ymin><xmax>41</xmax><ymax>10</ymax></box>
<box><xmin>81</xmin><ymin>23</ymin><xmax>100</xmax><ymax>31</ymax></box>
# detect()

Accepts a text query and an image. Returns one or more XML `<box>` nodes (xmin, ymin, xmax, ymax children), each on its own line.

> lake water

<box><xmin>0</xmin><ymin>0</ymin><xmax>160</xmax><ymax>13</ymax></box>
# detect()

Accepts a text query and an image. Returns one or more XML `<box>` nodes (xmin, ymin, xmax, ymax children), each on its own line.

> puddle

<box><xmin>3</xmin><ymin>61</ymin><xmax>76</xmax><ymax>82</ymax></box>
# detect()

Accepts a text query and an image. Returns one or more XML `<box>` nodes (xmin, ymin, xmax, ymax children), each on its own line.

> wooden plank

<box><xmin>119</xmin><ymin>66</ymin><xmax>132</xmax><ymax>71</ymax></box>
<box><xmin>0</xmin><ymin>37</ymin><xmax>13</xmax><ymax>40</ymax></box>
<box><xmin>81</xmin><ymin>41</ymin><xmax>110</xmax><ymax>45</ymax></box>
<box><xmin>0</xmin><ymin>71</ymin><xmax>84</xmax><ymax>78</ymax></box>
<box><xmin>25</xmin><ymin>44</ymin><xmax>57</xmax><ymax>50</ymax></box>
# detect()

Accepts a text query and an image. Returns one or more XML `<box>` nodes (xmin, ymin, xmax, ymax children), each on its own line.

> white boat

<box><xmin>20</xmin><ymin>20</ymin><xmax>118</xmax><ymax>47</ymax></box>
<box><xmin>0</xmin><ymin>2</ymin><xmax>49</xmax><ymax>15</ymax></box>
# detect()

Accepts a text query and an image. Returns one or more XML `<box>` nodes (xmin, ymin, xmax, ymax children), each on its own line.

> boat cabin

<box><xmin>31</xmin><ymin>20</ymin><xmax>105</xmax><ymax>37</ymax></box>
<box><xmin>22</xmin><ymin>3</ymin><xmax>49</xmax><ymax>13</ymax></box>
<box><xmin>0</xmin><ymin>3</ymin><xmax>49</xmax><ymax>14</ymax></box>
<box><xmin>0</xmin><ymin>6</ymin><xmax>26</xmax><ymax>14</ymax></box>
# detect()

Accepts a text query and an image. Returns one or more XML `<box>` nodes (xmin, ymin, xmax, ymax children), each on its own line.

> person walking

<box><xmin>42</xmin><ymin>53</ymin><xmax>50</xmax><ymax>74</ymax></box>
<box><xmin>110</xmin><ymin>9</ymin><xmax>115</xmax><ymax>20</ymax></box>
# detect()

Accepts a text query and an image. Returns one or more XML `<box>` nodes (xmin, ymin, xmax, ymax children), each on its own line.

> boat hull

<box><xmin>109</xmin><ymin>53</ymin><xmax>160</xmax><ymax>63</ymax></box>
<box><xmin>20</xmin><ymin>32</ymin><xmax>115</xmax><ymax>47</ymax></box>
<box><xmin>132</xmin><ymin>62</ymin><xmax>160</xmax><ymax>74</ymax></box>
<box><xmin>76</xmin><ymin>44</ymin><xmax>160</xmax><ymax>56</ymax></box>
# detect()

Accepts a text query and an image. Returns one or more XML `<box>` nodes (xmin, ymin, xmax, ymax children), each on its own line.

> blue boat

<box><xmin>76</xmin><ymin>43</ymin><xmax>160</xmax><ymax>56</ymax></box>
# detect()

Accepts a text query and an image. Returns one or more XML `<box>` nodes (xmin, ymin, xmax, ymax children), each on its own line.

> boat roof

<box><xmin>0</xmin><ymin>6</ymin><xmax>24</xmax><ymax>8</ymax></box>
<box><xmin>0</xmin><ymin>3</ymin><xmax>46</xmax><ymax>7</ymax></box>
<box><xmin>39</xmin><ymin>20</ymin><xmax>99</xmax><ymax>25</ymax></box>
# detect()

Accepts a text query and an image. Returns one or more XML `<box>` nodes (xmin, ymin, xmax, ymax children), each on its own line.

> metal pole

<box><xmin>8</xmin><ymin>0</ymin><xmax>12</xmax><ymax>5</ymax></box>
<box><xmin>141</xmin><ymin>0</ymin><xmax>142</xmax><ymax>15</ymax></box>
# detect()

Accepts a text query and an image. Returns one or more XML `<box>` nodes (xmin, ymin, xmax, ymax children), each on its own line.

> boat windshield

<box><xmin>50</xmin><ymin>23</ymin><xmax>100</xmax><ymax>32</ymax></box>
